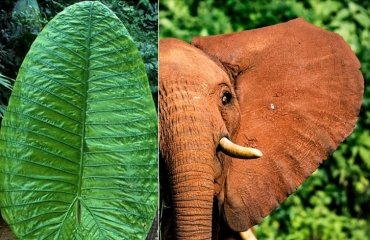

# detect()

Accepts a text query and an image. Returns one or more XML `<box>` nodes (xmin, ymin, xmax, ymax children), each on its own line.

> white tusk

<box><xmin>219</xmin><ymin>137</ymin><xmax>262</xmax><ymax>159</ymax></box>
<box><xmin>239</xmin><ymin>228</ymin><xmax>257</xmax><ymax>240</ymax></box>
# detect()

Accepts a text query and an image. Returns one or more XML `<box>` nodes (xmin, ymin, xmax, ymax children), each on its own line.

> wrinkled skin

<box><xmin>160</xmin><ymin>39</ymin><xmax>240</xmax><ymax>239</ymax></box>
<box><xmin>159</xmin><ymin>18</ymin><xmax>364</xmax><ymax>239</ymax></box>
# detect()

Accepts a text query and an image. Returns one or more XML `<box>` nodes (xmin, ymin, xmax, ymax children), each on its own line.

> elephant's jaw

<box><xmin>214</xmin><ymin>137</ymin><xmax>262</xmax><ymax>209</ymax></box>
<box><xmin>211</xmin><ymin>137</ymin><xmax>263</xmax><ymax>238</ymax></box>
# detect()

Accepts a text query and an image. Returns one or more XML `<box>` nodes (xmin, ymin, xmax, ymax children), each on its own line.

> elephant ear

<box><xmin>192</xmin><ymin>18</ymin><xmax>363</xmax><ymax>231</ymax></box>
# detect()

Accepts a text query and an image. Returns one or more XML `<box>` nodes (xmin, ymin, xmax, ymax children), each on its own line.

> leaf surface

<box><xmin>0</xmin><ymin>2</ymin><xmax>157</xmax><ymax>239</ymax></box>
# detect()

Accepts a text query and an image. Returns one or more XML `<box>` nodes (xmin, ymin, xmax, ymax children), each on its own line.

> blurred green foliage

<box><xmin>105</xmin><ymin>0</ymin><xmax>158</xmax><ymax>94</ymax></box>
<box><xmin>0</xmin><ymin>74</ymin><xmax>13</xmax><ymax>118</ymax></box>
<box><xmin>160</xmin><ymin>0</ymin><xmax>370</xmax><ymax>239</ymax></box>
<box><xmin>0</xmin><ymin>0</ymin><xmax>158</xmax><ymax>124</ymax></box>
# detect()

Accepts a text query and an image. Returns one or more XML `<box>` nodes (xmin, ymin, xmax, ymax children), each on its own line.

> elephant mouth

<box><xmin>218</xmin><ymin>137</ymin><xmax>262</xmax><ymax>159</ymax></box>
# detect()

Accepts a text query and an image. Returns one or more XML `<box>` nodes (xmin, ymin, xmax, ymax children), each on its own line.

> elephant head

<box><xmin>159</xmin><ymin>18</ymin><xmax>363</xmax><ymax>239</ymax></box>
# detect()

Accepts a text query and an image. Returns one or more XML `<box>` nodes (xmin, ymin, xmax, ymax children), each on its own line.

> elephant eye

<box><xmin>222</xmin><ymin>91</ymin><xmax>232</xmax><ymax>105</ymax></box>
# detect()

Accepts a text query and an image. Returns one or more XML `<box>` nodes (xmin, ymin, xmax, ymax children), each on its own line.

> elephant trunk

<box><xmin>170</xmin><ymin>148</ymin><xmax>215</xmax><ymax>239</ymax></box>
<box><xmin>160</xmin><ymin>82</ymin><xmax>218</xmax><ymax>238</ymax></box>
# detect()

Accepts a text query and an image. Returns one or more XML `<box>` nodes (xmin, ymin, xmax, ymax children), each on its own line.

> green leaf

<box><xmin>359</xmin><ymin>147</ymin><xmax>370</xmax><ymax>169</ymax></box>
<box><xmin>0</xmin><ymin>105</ymin><xmax>6</xmax><ymax>118</ymax></box>
<box><xmin>0</xmin><ymin>74</ymin><xmax>13</xmax><ymax>90</ymax></box>
<box><xmin>358</xmin><ymin>130</ymin><xmax>370</xmax><ymax>148</ymax></box>
<box><xmin>0</xmin><ymin>74</ymin><xmax>14</xmax><ymax>118</ymax></box>
<box><xmin>0</xmin><ymin>1</ymin><xmax>157</xmax><ymax>239</ymax></box>
<box><xmin>13</xmin><ymin>0</ymin><xmax>41</xmax><ymax>17</ymax></box>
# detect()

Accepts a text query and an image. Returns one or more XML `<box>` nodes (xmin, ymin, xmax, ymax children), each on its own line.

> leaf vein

<box><xmin>0</xmin><ymin>138</ymin><xmax>79</xmax><ymax>165</ymax></box>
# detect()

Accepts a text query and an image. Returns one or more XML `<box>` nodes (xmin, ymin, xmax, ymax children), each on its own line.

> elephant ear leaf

<box><xmin>0</xmin><ymin>1</ymin><xmax>157</xmax><ymax>239</ymax></box>
<box><xmin>193</xmin><ymin>18</ymin><xmax>363</xmax><ymax>231</ymax></box>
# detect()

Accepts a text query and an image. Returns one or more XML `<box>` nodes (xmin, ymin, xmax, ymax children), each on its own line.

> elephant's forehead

<box><xmin>160</xmin><ymin>38</ymin><xmax>228</xmax><ymax>86</ymax></box>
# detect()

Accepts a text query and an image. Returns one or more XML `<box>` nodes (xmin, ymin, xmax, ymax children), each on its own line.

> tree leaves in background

<box><xmin>0</xmin><ymin>74</ymin><xmax>13</xmax><ymax>118</ymax></box>
<box><xmin>12</xmin><ymin>0</ymin><xmax>43</xmax><ymax>36</ymax></box>
<box><xmin>103</xmin><ymin>0</ymin><xmax>158</xmax><ymax>96</ymax></box>
<box><xmin>0</xmin><ymin>1</ymin><xmax>157</xmax><ymax>239</ymax></box>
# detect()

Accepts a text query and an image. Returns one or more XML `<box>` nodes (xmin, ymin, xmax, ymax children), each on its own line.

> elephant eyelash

<box><xmin>221</xmin><ymin>91</ymin><xmax>232</xmax><ymax>105</ymax></box>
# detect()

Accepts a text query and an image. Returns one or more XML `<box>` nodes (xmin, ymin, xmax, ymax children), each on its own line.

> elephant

<box><xmin>159</xmin><ymin>18</ymin><xmax>364</xmax><ymax>239</ymax></box>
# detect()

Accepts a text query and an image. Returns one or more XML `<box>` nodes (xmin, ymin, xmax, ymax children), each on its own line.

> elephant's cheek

<box><xmin>214</xmin><ymin>154</ymin><xmax>229</xmax><ymax>206</ymax></box>
<box><xmin>214</xmin><ymin>182</ymin><xmax>221</xmax><ymax>196</ymax></box>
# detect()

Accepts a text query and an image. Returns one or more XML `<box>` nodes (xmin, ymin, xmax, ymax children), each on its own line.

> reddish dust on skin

<box><xmin>160</xmin><ymin>39</ymin><xmax>239</xmax><ymax>239</ymax></box>
<box><xmin>160</xmin><ymin>18</ymin><xmax>363</xmax><ymax>238</ymax></box>
<box><xmin>193</xmin><ymin>18</ymin><xmax>363</xmax><ymax>231</ymax></box>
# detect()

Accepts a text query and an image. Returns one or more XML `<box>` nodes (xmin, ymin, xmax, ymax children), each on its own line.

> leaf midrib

<box><xmin>54</xmin><ymin>3</ymin><xmax>94</xmax><ymax>238</ymax></box>
<box><xmin>76</xmin><ymin>1</ymin><xmax>93</xmax><ymax>222</ymax></box>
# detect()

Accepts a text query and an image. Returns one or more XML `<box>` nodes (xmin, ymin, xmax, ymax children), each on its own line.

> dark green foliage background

<box><xmin>0</xmin><ymin>0</ymin><xmax>158</xmax><ymax>120</ymax></box>
<box><xmin>160</xmin><ymin>0</ymin><xmax>370</xmax><ymax>239</ymax></box>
